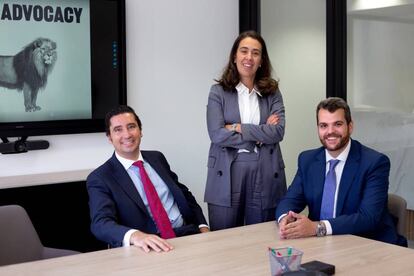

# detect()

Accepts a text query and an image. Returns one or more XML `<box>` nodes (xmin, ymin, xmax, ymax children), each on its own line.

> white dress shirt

<box><xmin>236</xmin><ymin>82</ymin><xmax>261</xmax><ymax>153</ymax></box>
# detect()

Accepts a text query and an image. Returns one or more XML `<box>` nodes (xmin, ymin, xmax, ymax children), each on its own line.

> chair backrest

<box><xmin>388</xmin><ymin>193</ymin><xmax>407</xmax><ymax>237</ymax></box>
<box><xmin>0</xmin><ymin>205</ymin><xmax>44</xmax><ymax>266</ymax></box>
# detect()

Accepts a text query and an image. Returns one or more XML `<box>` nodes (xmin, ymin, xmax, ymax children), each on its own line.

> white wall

<box><xmin>261</xmin><ymin>0</ymin><xmax>326</xmax><ymax>185</ymax></box>
<box><xmin>126</xmin><ymin>0</ymin><xmax>238</xmax><ymax>212</ymax></box>
<box><xmin>0</xmin><ymin>0</ymin><xmax>239</xmax><ymax>214</ymax></box>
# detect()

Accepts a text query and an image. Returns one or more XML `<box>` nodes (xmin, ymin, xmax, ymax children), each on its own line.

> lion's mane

<box><xmin>0</xmin><ymin>38</ymin><xmax>57</xmax><ymax>112</ymax></box>
<box><xmin>11</xmin><ymin>38</ymin><xmax>57</xmax><ymax>91</ymax></box>
<box><xmin>0</xmin><ymin>38</ymin><xmax>57</xmax><ymax>91</ymax></box>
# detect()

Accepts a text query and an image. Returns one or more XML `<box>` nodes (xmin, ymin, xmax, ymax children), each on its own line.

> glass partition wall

<box><xmin>347</xmin><ymin>0</ymin><xmax>414</xmax><ymax>212</ymax></box>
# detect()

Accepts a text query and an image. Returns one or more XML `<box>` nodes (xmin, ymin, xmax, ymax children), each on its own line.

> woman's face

<box><xmin>234</xmin><ymin>37</ymin><xmax>262</xmax><ymax>84</ymax></box>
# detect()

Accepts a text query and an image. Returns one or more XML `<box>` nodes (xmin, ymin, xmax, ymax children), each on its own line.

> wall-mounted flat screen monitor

<box><xmin>0</xmin><ymin>0</ymin><xmax>126</xmax><ymax>138</ymax></box>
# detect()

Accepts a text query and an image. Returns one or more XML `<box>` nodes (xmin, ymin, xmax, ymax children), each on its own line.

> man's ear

<box><xmin>349</xmin><ymin>121</ymin><xmax>354</xmax><ymax>135</ymax></box>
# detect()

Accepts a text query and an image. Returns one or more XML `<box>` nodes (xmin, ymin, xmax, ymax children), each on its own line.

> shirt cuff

<box><xmin>198</xmin><ymin>224</ymin><xmax>209</xmax><ymax>229</ymax></box>
<box><xmin>277</xmin><ymin>213</ymin><xmax>287</xmax><ymax>223</ymax></box>
<box><xmin>123</xmin><ymin>229</ymin><xmax>138</xmax><ymax>247</ymax></box>
<box><xmin>322</xmin><ymin>220</ymin><xmax>333</xmax><ymax>235</ymax></box>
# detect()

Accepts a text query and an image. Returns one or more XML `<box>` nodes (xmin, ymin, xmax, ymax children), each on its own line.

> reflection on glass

<box><xmin>347</xmin><ymin>0</ymin><xmax>414</xmax><ymax>209</ymax></box>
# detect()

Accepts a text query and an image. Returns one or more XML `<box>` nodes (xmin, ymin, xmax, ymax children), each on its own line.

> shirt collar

<box><xmin>236</xmin><ymin>82</ymin><xmax>262</xmax><ymax>97</ymax></box>
<box><xmin>325</xmin><ymin>139</ymin><xmax>351</xmax><ymax>163</ymax></box>
<box><xmin>115</xmin><ymin>151</ymin><xmax>144</xmax><ymax>170</ymax></box>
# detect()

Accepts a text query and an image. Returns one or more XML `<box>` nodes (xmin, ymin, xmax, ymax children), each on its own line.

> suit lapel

<box><xmin>229</xmin><ymin>89</ymin><xmax>242</xmax><ymax>123</ymax></box>
<box><xmin>312</xmin><ymin>149</ymin><xmax>327</xmax><ymax>219</ymax></box>
<box><xmin>141</xmin><ymin>151</ymin><xmax>192</xmax><ymax>218</ymax></box>
<box><xmin>141</xmin><ymin>152</ymin><xmax>173</xmax><ymax>189</ymax></box>
<box><xmin>258</xmin><ymin>95</ymin><xmax>267</xmax><ymax>124</ymax></box>
<box><xmin>108</xmin><ymin>154</ymin><xmax>148</xmax><ymax>214</ymax></box>
<box><xmin>336</xmin><ymin>140</ymin><xmax>360</xmax><ymax>215</ymax></box>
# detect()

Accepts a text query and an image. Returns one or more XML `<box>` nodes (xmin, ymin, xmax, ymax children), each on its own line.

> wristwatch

<box><xmin>316</xmin><ymin>221</ymin><xmax>327</xmax><ymax>237</ymax></box>
<box><xmin>230</xmin><ymin>123</ymin><xmax>237</xmax><ymax>132</ymax></box>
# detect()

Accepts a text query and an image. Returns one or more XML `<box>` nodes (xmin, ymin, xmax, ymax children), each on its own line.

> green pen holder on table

<box><xmin>268</xmin><ymin>247</ymin><xmax>303</xmax><ymax>276</ymax></box>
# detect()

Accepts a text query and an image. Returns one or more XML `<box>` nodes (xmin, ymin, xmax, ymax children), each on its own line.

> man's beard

<box><xmin>320</xmin><ymin>133</ymin><xmax>350</xmax><ymax>152</ymax></box>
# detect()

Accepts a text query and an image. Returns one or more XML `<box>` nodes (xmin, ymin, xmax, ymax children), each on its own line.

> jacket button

<box><xmin>274</xmin><ymin>172</ymin><xmax>278</xmax><ymax>178</ymax></box>
<box><xmin>270</xmin><ymin>149</ymin><xmax>274</xmax><ymax>154</ymax></box>
<box><xmin>217</xmin><ymin>171</ymin><xmax>223</xmax><ymax>176</ymax></box>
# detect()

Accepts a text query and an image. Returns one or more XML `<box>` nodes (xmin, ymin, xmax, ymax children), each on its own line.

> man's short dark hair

<box><xmin>316</xmin><ymin>97</ymin><xmax>352</xmax><ymax>124</ymax></box>
<box><xmin>105</xmin><ymin>105</ymin><xmax>142</xmax><ymax>135</ymax></box>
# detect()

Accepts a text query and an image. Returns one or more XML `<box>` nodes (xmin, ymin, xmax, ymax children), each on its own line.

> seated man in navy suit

<box><xmin>275</xmin><ymin>97</ymin><xmax>406</xmax><ymax>246</ymax></box>
<box><xmin>87</xmin><ymin>105</ymin><xmax>209</xmax><ymax>252</ymax></box>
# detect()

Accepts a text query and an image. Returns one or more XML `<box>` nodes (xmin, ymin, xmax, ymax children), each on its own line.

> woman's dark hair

<box><xmin>216</xmin><ymin>30</ymin><xmax>278</xmax><ymax>95</ymax></box>
<box><xmin>105</xmin><ymin>105</ymin><xmax>142</xmax><ymax>135</ymax></box>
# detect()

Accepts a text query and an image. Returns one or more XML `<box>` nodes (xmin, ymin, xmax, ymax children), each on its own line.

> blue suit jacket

<box><xmin>87</xmin><ymin>150</ymin><xmax>207</xmax><ymax>247</ymax></box>
<box><xmin>205</xmin><ymin>84</ymin><xmax>287</xmax><ymax>209</ymax></box>
<box><xmin>276</xmin><ymin>139</ymin><xmax>404</xmax><ymax>245</ymax></box>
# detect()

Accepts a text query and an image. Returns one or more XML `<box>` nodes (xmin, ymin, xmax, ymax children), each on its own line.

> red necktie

<box><xmin>133</xmin><ymin>161</ymin><xmax>176</xmax><ymax>239</ymax></box>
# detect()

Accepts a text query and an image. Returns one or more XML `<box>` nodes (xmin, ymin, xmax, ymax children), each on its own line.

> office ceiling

<box><xmin>349</xmin><ymin>4</ymin><xmax>414</xmax><ymax>21</ymax></box>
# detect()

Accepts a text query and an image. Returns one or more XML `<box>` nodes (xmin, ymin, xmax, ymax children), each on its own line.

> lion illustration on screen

<box><xmin>0</xmin><ymin>38</ymin><xmax>57</xmax><ymax>112</ymax></box>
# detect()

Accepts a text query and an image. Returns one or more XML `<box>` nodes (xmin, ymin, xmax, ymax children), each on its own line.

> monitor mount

<box><xmin>0</xmin><ymin>137</ymin><xmax>49</xmax><ymax>154</ymax></box>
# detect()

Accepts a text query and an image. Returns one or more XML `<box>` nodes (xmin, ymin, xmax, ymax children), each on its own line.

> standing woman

<box><xmin>205</xmin><ymin>31</ymin><xmax>287</xmax><ymax>230</ymax></box>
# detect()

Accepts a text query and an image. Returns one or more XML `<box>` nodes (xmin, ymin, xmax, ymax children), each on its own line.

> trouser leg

<box><xmin>208</xmin><ymin>203</ymin><xmax>244</xmax><ymax>231</ymax></box>
<box><xmin>244</xmin><ymin>162</ymin><xmax>275</xmax><ymax>224</ymax></box>
<box><xmin>208</xmin><ymin>152</ymin><xmax>261</xmax><ymax>230</ymax></box>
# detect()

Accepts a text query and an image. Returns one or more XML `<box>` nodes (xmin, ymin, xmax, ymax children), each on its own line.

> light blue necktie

<box><xmin>320</xmin><ymin>159</ymin><xmax>340</xmax><ymax>220</ymax></box>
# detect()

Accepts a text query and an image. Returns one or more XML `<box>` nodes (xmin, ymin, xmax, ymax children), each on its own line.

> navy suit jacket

<box><xmin>87</xmin><ymin>150</ymin><xmax>207</xmax><ymax>247</ymax></box>
<box><xmin>276</xmin><ymin>139</ymin><xmax>404</xmax><ymax>245</ymax></box>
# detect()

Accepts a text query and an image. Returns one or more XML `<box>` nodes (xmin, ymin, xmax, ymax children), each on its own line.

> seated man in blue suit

<box><xmin>87</xmin><ymin>105</ymin><xmax>209</xmax><ymax>252</ymax></box>
<box><xmin>275</xmin><ymin>97</ymin><xmax>406</xmax><ymax>246</ymax></box>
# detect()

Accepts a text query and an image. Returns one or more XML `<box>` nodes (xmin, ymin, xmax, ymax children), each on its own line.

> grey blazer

<box><xmin>204</xmin><ymin>84</ymin><xmax>287</xmax><ymax>209</ymax></box>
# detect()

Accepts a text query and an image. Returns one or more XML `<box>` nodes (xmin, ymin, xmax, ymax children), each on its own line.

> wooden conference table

<box><xmin>1</xmin><ymin>221</ymin><xmax>414</xmax><ymax>275</ymax></box>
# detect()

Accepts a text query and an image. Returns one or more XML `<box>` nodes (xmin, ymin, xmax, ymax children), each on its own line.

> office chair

<box><xmin>0</xmin><ymin>205</ymin><xmax>79</xmax><ymax>266</ymax></box>
<box><xmin>388</xmin><ymin>193</ymin><xmax>407</xmax><ymax>237</ymax></box>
